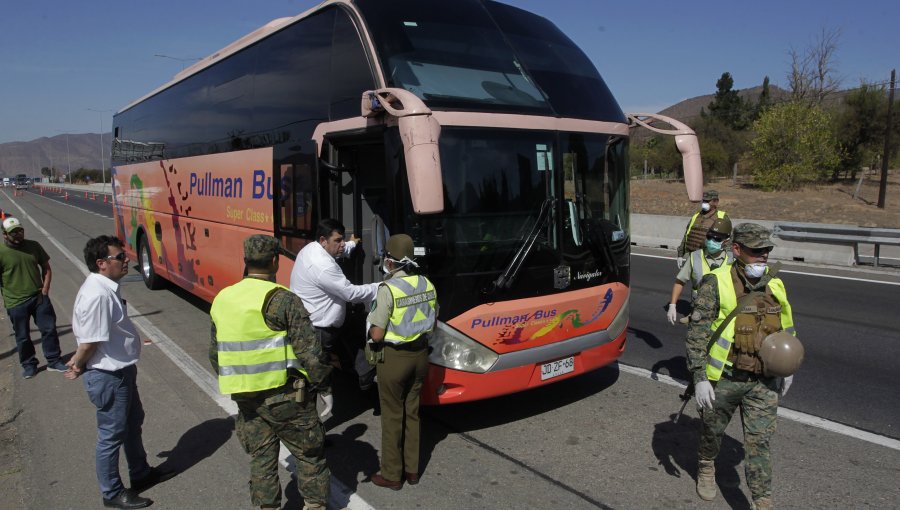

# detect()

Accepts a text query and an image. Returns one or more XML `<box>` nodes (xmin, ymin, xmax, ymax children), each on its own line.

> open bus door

<box><xmin>315</xmin><ymin>135</ymin><xmax>391</xmax><ymax>374</ymax></box>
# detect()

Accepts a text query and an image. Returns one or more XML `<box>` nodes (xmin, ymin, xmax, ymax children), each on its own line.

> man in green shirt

<box><xmin>0</xmin><ymin>217</ymin><xmax>65</xmax><ymax>378</ymax></box>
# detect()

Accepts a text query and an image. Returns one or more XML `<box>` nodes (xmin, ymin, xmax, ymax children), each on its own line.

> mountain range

<box><xmin>0</xmin><ymin>133</ymin><xmax>111</xmax><ymax>178</ymax></box>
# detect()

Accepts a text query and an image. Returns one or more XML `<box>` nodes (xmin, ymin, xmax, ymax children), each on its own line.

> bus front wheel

<box><xmin>138</xmin><ymin>235</ymin><xmax>164</xmax><ymax>290</ymax></box>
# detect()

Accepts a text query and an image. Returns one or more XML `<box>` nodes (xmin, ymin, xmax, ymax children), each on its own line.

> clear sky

<box><xmin>1</xmin><ymin>0</ymin><xmax>897</xmax><ymax>143</ymax></box>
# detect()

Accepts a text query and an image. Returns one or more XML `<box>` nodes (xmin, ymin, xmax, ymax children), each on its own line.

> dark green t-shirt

<box><xmin>0</xmin><ymin>239</ymin><xmax>49</xmax><ymax>308</ymax></box>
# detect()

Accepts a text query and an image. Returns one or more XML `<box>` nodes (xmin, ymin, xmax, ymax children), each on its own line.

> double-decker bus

<box><xmin>111</xmin><ymin>0</ymin><xmax>701</xmax><ymax>405</ymax></box>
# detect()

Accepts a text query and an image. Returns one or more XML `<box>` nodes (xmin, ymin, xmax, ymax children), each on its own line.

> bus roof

<box><xmin>118</xmin><ymin>0</ymin><xmax>367</xmax><ymax>115</ymax></box>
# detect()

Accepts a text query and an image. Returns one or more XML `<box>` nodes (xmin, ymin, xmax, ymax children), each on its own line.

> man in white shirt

<box><xmin>291</xmin><ymin>219</ymin><xmax>379</xmax><ymax>386</ymax></box>
<box><xmin>65</xmin><ymin>235</ymin><xmax>173</xmax><ymax>509</ymax></box>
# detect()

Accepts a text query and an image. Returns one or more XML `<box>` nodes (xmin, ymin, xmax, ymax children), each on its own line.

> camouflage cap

<box><xmin>243</xmin><ymin>234</ymin><xmax>280</xmax><ymax>262</ymax></box>
<box><xmin>732</xmin><ymin>223</ymin><xmax>775</xmax><ymax>249</ymax></box>
<box><xmin>702</xmin><ymin>189</ymin><xmax>719</xmax><ymax>201</ymax></box>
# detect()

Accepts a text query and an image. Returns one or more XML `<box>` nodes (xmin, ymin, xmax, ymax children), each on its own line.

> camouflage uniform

<box><xmin>209</xmin><ymin>235</ymin><xmax>332</xmax><ymax>509</ymax></box>
<box><xmin>685</xmin><ymin>224</ymin><xmax>790</xmax><ymax>504</ymax></box>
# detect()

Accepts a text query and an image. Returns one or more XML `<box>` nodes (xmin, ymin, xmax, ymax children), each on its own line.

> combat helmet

<box><xmin>708</xmin><ymin>217</ymin><xmax>733</xmax><ymax>238</ymax></box>
<box><xmin>759</xmin><ymin>331</ymin><xmax>804</xmax><ymax>377</ymax></box>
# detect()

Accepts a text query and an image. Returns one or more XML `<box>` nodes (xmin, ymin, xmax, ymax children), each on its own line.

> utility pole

<box><xmin>878</xmin><ymin>69</ymin><xmax>895</xmax><ymax>209</ymax></box>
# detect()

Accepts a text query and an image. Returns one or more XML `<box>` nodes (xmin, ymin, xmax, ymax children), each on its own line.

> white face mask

<box><xmin>744</xmin><ymin>262</ymin><xmax>767</xmax><ymax>279</ymax></box>
<box><xmin>701</xmin><ymin>202</ymin><xmax>711</xmax><ymax>212</ymax></box>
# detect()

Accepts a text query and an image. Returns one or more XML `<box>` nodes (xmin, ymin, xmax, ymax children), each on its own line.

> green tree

<box><xmin>696</xmin><ymin>115</ymin><xmax>751</xmax><ymax>178</ymax></box>
<box><xmin>754</xmin><ymin>76</ymin><xmax>772</xmax><ymax>120</ymax></box>
<box><xmin>749</xmin><ymin>101</ymin><xmax>841</xmax><ymax>190</ymax></box>
<box><xmin>707</xmin><ymin>72</ymin><xmax>751</xmax><ymax>130</ymax></box>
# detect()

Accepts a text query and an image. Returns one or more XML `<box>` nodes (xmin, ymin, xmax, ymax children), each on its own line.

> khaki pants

<box><xmin>376</xmin><ymin>346</ymin><xmax>429</xmax><ymax>480</ymax></box>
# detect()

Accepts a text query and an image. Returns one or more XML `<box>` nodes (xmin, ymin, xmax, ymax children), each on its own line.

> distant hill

<box><xmin>656</xmin><ymin>84</ymin><xmax>792</xmax><ymax>123</ymax></box>
<box><xmin>0</xmin><ymin>133</ymin><xmax>110</xmax><ymax>178</ymax></box>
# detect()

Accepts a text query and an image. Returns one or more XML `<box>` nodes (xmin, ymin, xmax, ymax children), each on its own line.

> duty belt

<box><xmin>723</xmin><ymin>368</ymin><xmax>762</xmax><ymax>382</ymax></box>
<box><xmin>386</xmin><ymin>336</ymin><xmax>429</xmax><ymax>352</ymax></box>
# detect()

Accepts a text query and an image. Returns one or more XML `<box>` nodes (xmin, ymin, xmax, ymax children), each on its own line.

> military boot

<box><xmin>751</xmin><ymin>497</ymin><xmax>773</xmax><ymax>510</ymax></box>
<box><xmin>696</xmin><ymin>459</ymin><xmax>717</xmax><ymax>501</ymax></box>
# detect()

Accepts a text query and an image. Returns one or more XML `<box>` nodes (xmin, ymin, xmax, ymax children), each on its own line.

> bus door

<box><xmin>319</xmin><ymin>135</ymin><xmax>389</xmax><ymax>372</ymax></box>
<box><xmin>320</xmin><ymin>136</ymin><xmax>389</xmax><ymax>287</ymax></box>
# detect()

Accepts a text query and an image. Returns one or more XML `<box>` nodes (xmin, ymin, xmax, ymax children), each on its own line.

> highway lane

<box><xmin>624</xmin><ymin>248</ymin><xmax>900</xmax><ymax>439</ymax></box>
<box><xmin>3</xmin><ymin>191</ymin><xmax>899</xmax><ymax>509</ymax></box>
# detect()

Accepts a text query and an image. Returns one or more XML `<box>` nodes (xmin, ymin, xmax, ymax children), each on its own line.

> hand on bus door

<box><xmin>695</xmin><ymin>380</ymin><xmax>715</xmax><ymax>410</ymax></box>
<box><xmin>666</xmin><ymin>304</ymin><xmax>678</xmax><ymax>325</ymax></box>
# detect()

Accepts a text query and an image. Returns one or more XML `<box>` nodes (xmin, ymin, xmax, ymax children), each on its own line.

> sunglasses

<box><xmin>739</xmin><ymin>245</ymin><xmax>773</xmax><ymax>255</ymax></box>
<box><xmin>706</xmin><ymin>234</ymin><xmax>729</xmax><ymax>242</ymax></box>
<box><xmin>105</xmin><ymin>252</ymin><xmax>128</xmax><ymax>262</ymax></box>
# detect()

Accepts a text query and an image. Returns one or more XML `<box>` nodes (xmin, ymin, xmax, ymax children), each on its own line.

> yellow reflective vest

<box><xmin>689</xmin><ymin>248</ymin><xmax>734</xmax><ymax>298</ymax></box>
<box><xmin>383</xmin><ymin>275</ymin><xmax>437</xmax><ymax>344</ymax></box>
<box><xmin>705</xmin><ymin>266</ymin><xmax>796</xmax><ymax>381</ymax></box>
<box><xmin>210</xmin><ymin>278</ymin><xmax>306</xmax><ymax>394</ymax></box>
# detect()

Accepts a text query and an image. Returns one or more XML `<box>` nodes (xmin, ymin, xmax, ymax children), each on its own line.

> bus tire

<box><xmin>138</xmin><ymin>234</ymin><xmax>164</xmax><ymax>290</ymax></box>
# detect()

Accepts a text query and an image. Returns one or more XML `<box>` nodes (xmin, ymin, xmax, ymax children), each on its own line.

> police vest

<box><xmin>382</xmin><ymin>275</ymin><xmax>437</xmax><ymax>344</ymax></box>
<box><xmin>683</xmin><ymin>210</ymin><xmax>727</xmax><ymax>254</ymax></box>
<box><xmin>689</xmin><ymin>249</ymin><xmax>734</xmax><ymax>298</ymax></box>
<box><xmin>705</xmin><ymin>266</ymin><xmax>796</xmax><ymax>381</ymax></box>
<box><xmin>210</xmin><ymin>278</ymin><xmax>306</xmax><ymax>394</ymax></box>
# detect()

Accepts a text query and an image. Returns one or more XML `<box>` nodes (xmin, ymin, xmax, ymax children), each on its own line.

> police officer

<box><xmin>367</xmin><ymin>234</ymin><xmax>437</xmax><ymax>490</ymax></box>
<box><xmin>667</xmin><ymin>218</ymin><xmax>734</xmax><ymax>324</ymax></box>
<box><xmin>677</xmin><ymin>190</ymin><xmax>730</xmax><ymax>267</ymax></box>
<box><xmin>209</xmin><ymin>235</ymin><xmax>332</xmax><ymax>510</ymax></box>
<box><xmin>686</xmin><ymin>223</ymin><xmax>800</xmax><ymax>510</ymax></box>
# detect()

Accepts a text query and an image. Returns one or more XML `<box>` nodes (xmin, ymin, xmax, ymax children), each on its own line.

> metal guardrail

<box><xmin>774</xmin><ymin>222</ymin><xmax>900</xmax><ymax>267</ymax></box>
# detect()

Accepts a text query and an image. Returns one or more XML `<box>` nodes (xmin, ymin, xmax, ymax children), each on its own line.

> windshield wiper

<box><xmin>490</xmin><ymin>197</ymin><xmax>555</xmax><ymax>292</ymax></box>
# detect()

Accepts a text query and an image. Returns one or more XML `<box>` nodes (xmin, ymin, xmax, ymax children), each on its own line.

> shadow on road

<box><xmin>651</xmin><ymin>413</ymin><xmax>751</xmax><ymax>509</ymax></box>
<box><xmin>650</xmin><ymin>355</ymin><xmax>691</xmax><ymax>382</ymax></box>
<box><xmin>628</xmin><ymin>326</ymin><xmax>664</xmax><ymax>349</ymax></box>
<box><xmin>420</xmin><ymin>364</ymin><xmax>620</xmax><ymax>478</ymax></box>
<box><xmin>154</xmin><ymin>417</ymin><xmax>234</xmax><ymax>476</ymax></box>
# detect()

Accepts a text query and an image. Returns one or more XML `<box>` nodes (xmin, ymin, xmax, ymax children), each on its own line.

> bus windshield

<box><xmin>412</xmin><ymin>128</ymin><xmax>629</xmax><ymax>317</ymax></box>
<box><xmin>356</xmin><ymin>0</ymin><xmax>623</xmax><ymax>121</ymax></box>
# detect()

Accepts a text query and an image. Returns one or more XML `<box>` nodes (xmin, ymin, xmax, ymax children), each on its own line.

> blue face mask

<box><xmin>705</xmin><ymin>238</ymin><xmax>723</xmax><ymax>253</ymax></box>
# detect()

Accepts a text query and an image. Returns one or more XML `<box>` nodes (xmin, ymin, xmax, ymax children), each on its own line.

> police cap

<box><xmin>386</xmin><ymin>234</ymin><xmax>414</xmax><ymax>260</ymax></box>
<box><xmin>732</xmin><ymin>223</ymin><xmax>775</xmax><ymax>249</ymax></box>
<box><xmin>243</xmin><ymin>235</ymin><xmax>280</xmax><ymax>263</ymax></box>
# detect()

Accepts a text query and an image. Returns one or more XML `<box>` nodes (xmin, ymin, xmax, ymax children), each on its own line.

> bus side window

<box><xmin>280</xmin><ymin>163</ymin><xmax>316</xmax><ymax>235</ymax></box>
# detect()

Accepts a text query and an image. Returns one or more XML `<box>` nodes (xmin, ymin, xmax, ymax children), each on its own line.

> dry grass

<box><xmin>631</xmin><ymin>171</ymin><xmax>900</xmax><ymax>228</ymax></box>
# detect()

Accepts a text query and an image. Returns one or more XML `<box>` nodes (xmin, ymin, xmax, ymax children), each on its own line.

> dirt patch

<box><xmin>631</xmin><ymin>171</ymin><xmax>900</xmax><ymax>228</ymax></box>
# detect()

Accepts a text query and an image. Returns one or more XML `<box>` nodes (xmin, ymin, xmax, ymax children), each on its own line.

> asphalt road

<box><xmin>2</xmin><ymin>188</ymin><xmax>898</xmax><ymax>510</ymax></box>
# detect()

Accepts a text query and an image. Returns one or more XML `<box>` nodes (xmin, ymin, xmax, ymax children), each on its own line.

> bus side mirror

<box><xmin>627</xmin><ymin>113</ymin><xmax>704</xmax><ymax>202</ymax></box>
<box><xmin>675</xmin><ymin>134</ymin><xmax>703</xmax><ymax>202</ymax></box>
<box><xmin>399</xmin><ymin>115</ymin><xmax>443</xmax><ymax>214</ymax></box>
<box><xmin>362</xmin><ymin>88</ymin><xmax>444</xmax><ymax>214</ymax></box>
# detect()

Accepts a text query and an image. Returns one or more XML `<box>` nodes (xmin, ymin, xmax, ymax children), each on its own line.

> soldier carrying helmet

<box><xmin>685</xmin><ymin>223</ymin><xmax>804</xmax><ymax>510</ymax></box>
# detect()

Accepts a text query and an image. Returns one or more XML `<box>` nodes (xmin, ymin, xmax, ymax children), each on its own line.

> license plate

<box><xmin>540</xmin><ymin>356</ymin><xmax>575</xmax><ymax>381</ymax></box>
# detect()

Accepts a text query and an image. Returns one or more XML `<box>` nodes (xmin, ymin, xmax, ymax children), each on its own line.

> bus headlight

<box><xmin>606</xmin><ymin>295</ymin><xmax>629</xmax><ymax>341</ymax></box>
<box><xmin>428</xmin><ymin>322</ymin><xmax>498</xmax><ymax>373</ymax></box>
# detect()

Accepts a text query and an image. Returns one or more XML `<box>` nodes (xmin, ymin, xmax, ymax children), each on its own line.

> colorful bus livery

<box><xmin>112</xmin><ymin>148</ymin><xmax>292</xmax><ymax>299</ymax></box>
<box><xmin>112</xmin><ymin>0</ymin><xmax>701</xmax><ymax>405</ymax></box>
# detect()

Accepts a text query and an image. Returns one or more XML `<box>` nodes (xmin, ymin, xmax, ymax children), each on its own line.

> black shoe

<box><xmin>22</xmin><ymin>364</ymin><xmax>37</xmax><ymax>379</ymax></box>
<box><xmin>131</xmin><ymin>466</ymin><xmax>176</xmax><ymax>493</ymax></box>
<box><xmin>103</xmin><ymin>489</ymin><xmax>151</xmax><ymax>509</ymax></box>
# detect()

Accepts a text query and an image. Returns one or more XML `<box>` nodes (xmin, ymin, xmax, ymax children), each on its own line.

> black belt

<box><xmin>386</xmin><ymin>337</ymin><xmax>428</xmax><ymax>352</ymax></box>
<box><xmin>723</xmin><ymin>368</ymin><xmax>761</xmax><ymax>382</ymax></box>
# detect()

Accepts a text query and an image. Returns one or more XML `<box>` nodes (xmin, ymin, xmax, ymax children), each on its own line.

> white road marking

<box><xmin>634</xmin><ymin>252</ymin><xmax>900</xmax><ymax>286</ymax></box>
<box><xmin>616</xmin><ymin>363</ymin><xmax>900</xmax><ymax>451</ymax></box>
<box><xmin>11</xmin><ymin>202</ymin><xmax>369</xmax><ymax>510</ymax></box>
